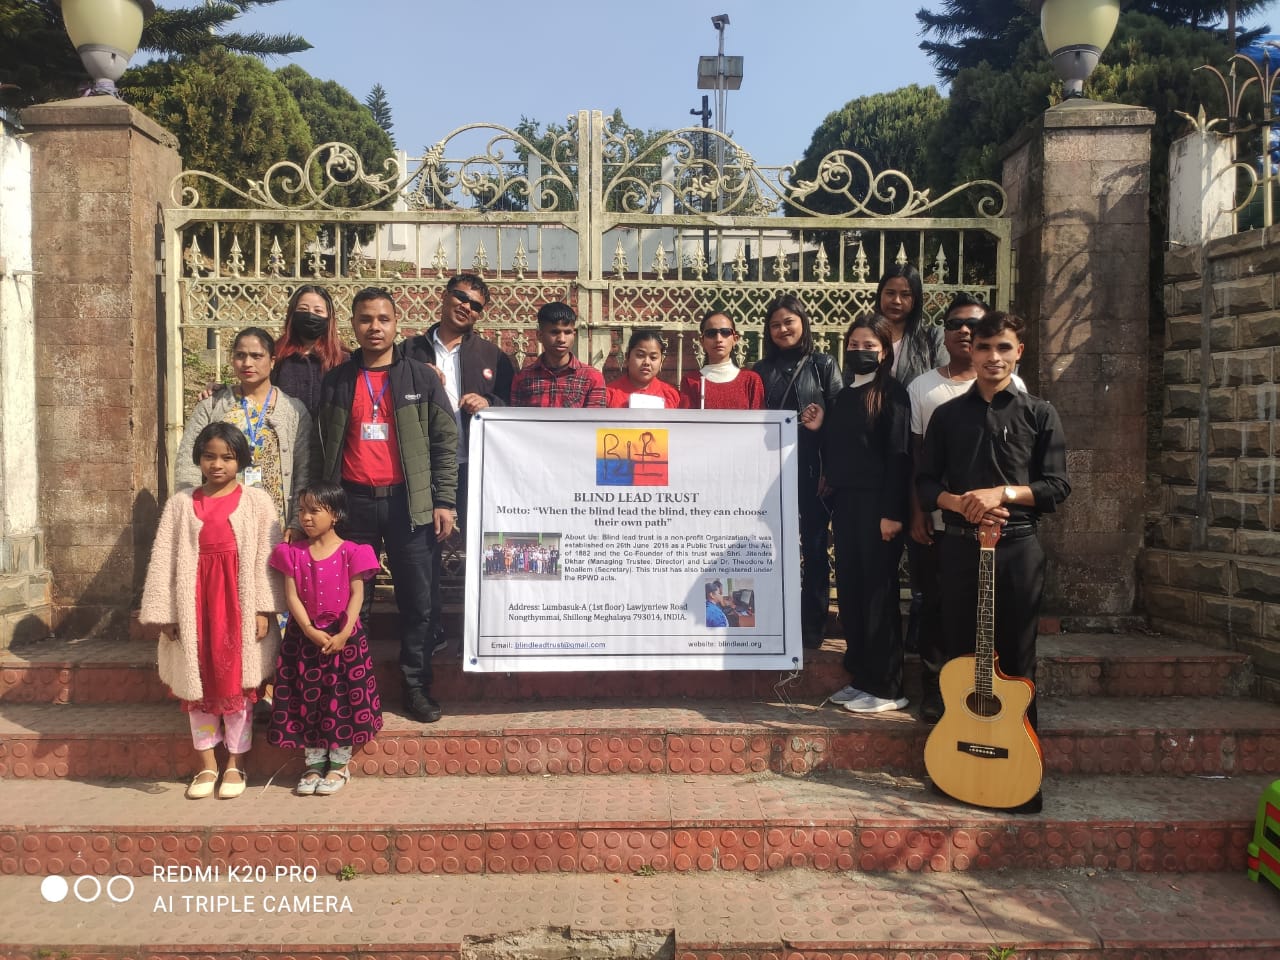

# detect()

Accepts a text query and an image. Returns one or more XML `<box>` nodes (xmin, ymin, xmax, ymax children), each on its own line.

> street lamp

<box><xmin>56</xmin><ymin>0</ymin><xmax>156</xmax><ymax>97</ymax></box>
<box><xmin>696</xmin><ymin>13</ymin><xmax>743</xmax><ymax>212</ymax></box>
<box><xmin>1039</xmin><ymin>0</ymin><xmax>1120</xmax><ymax>99</ymax></box>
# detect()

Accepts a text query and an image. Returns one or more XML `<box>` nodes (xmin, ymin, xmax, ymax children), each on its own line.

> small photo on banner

<box><xmin>595</xmin><ymin>427</ymin><xmax>668</xmax><ymax>486</ymax></box>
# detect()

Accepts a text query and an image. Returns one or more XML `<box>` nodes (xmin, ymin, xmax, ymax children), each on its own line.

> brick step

<box><xmin>0</xmin><ymin>772</ymin><xmax>1264</xmax><ymax>878</ymax></box>
<box><xmin>1</xmin><ymin>869</ymin><xmax>1277</xmax><ymax>958</ymax></box>
<box><xmin>0</xmin><ymin>631</ymin><xmax>1253</xmax><ymax>704</ymax></box>
<box><xmin>3</xmin><ymin>696</ymin><xmax>1279</xmax><ymax>782</ymax></box>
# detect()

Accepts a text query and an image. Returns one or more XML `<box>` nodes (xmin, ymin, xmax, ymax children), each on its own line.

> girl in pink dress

<box><xmin>267</xmin><ymin>482</ymin><xmax>382</xmax><ymax>796</ymax></box>
<box><xmin>140</xmin><ymin>422</ymin><xmax>284</xmax><ymax>800</ymax></box>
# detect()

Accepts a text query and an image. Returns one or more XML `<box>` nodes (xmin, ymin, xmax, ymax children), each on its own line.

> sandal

<box><xmin>295</xmin><ymin>766</ymin><xmax>325</xmax><ymax>797</ymax></box>
<box><xmin>315</xmin><ymin>765</ymin><xmax>350</xmax><ymax>796</ymax></box>
<box><xmin>185</xmin><ymin>769</ymin><xmax>219</xmax><ymax>800</ymax></box>
<box><xmin>218</xmin><ymin>763</ymin><xmax>247</xmax><ymax>800</ymax></box>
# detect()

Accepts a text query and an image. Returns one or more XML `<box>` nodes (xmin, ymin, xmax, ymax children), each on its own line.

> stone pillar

<box><xmin>1002</xmin><ymin>100</ymin><xmax>1156</xmax><ymax>620</ymax></box>
<box><xmin>23</xmin><ymin>99</ymin><xmax>181</xmax><ymax>637</ymax></box>
<box><xmin>0</xmin><ymin>122</ymin><xmax>52</xmax><ymax>648</ymax></box>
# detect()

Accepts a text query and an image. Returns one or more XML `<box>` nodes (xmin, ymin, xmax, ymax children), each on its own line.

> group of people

<box><xmin>484</xmin><ymin>542</ymin><xmax>559</xmax><ymax>577</ymax></box>
<box><xmin>139</xmin><ymin>267</ymin><xmax>1069</xmax><ymax>810</ymax></box>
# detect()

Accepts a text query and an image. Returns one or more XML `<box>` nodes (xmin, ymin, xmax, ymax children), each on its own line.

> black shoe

<box><xmin>1007</xmin><ymin>790</ymin><xmax>1043</xmax><ymax>815</ymax></box>
<box><xmin>431</xmin><ymin>635</ymin><xmax>448</xmax><ymax>655</ymax></box>
<box><xmin>403</xmin><ymin>687</ymin><xmax>443</xmax><ymax>723</ymax></box>
<box><xmin>920</xmin><ymin>689</ymin><xmax>944</xmax><ymax>725</ymax></box>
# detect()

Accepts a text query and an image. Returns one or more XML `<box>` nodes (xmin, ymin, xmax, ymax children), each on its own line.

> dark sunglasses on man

<box><xmin>451</xmin><ymin>289</ymin><xmax>485</xmax><ymax>313</ymax></box>
<box><xmin>943</xmin><ymin>316</ymin><xmax>978</xmax><ymax>331</ymax></box>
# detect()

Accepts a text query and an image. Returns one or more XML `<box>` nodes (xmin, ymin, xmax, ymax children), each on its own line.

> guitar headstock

<box><xmin>977</xmin><ymin>523</ymin><xmax>1003</xmax><ymax>548</ymax></box>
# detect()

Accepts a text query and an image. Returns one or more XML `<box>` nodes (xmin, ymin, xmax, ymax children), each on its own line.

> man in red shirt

<box><xmin>510</xmin><ymin>302</ymin><xmax>606</xmax><ymax>408</ymax></box>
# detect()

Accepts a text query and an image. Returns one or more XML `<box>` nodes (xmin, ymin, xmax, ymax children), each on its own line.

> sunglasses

<box><xmin>943</xmin><ymin>317</ymin><xmax>977</xmax><ymax>331</ymax></box>
<box><xmin>451</xmin><ymin>289</ymin><xmax>485</xmax><ymax>313</ymax></box>
<box><xmin>702</xmin><ymin>327</ymin><xmax>736</xmax><ymax>339</ymax></box>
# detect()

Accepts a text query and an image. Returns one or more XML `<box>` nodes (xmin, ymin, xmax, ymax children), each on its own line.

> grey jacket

<box><xmin>174</xmin><ymin>386</ymin><xmax>314</xmax><ymax>531</ymax></box>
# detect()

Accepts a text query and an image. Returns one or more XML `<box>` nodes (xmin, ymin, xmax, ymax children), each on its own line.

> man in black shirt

<box><xmin>915</xmin><ymin>311</ymin><xmax>1070</xmax><ymax>742</ymax></box>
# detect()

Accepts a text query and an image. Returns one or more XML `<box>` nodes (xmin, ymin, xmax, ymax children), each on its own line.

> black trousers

<box><xmin>797</xmin><ymin>466</ymin><xmax>832</xmax><ymax>645</ymax></box>
<box><xmin>428</xmin><ymin>461</ymin><xmax>468</xmax><ymax>642</ymax></box>
<box><xmin>830</xmin><ymin>487</ymin><xmax>905</xmax><ymax>700</ymax></box>
<box><xmin>938</xmin><ymin>529</ymin><xmax>1045</xmax><ymax>729</ymax></box>
<box><xmin>341</xmin><ymin>483</ymin><xmax>439</xmax><ymax>694</ymax></box>
<box><xmin>907</xmin><ymin>537</ymin><xmax>945</xmax><ymax>697</ymax></box>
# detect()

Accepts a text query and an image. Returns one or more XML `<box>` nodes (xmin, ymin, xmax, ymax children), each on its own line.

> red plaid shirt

<box><xmin>511</xmin><ymin>354</ymin><xmax>606</xmax><ymax>408</ymax></box>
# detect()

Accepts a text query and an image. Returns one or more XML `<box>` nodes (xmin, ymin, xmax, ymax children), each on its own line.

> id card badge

<box><xmin>361</xmin><ymin>421</ymin><xmax>389</xmax><ymax>442</ymax></box>
<box><xmin>243</xmin><ymin>466</ymin><xmax>264</xmax><ymax>487</ymax></box>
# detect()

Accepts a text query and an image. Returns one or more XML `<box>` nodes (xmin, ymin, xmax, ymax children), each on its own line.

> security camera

<box><xmin>711</xmin><ymin>14</ymin><xmax>730</xmax><ymax>28</ymax></box>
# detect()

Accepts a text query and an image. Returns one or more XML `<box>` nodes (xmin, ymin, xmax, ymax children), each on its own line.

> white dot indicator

<box><xmin>41</xmin><ymin>875</ymin><xmax>69</xmax><ymax>903</ymax></box>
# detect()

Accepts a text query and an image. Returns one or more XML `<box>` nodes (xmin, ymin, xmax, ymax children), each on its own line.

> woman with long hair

<box><xmin>678</xmin><ymin>310</ymin><xmax>765</xmax><ymax>410</ymax></box>
<box><xmin>753</xmin><ymin>295</ymin><xmax>842</xmax><ymax>648</ymax></box>
<box><xmin>873</xmin><ymin>264</ymin><xmax>947</xmax><ymax>388</ymax></box>
<box><xmin>272</xmin><ymin>285</ymin><xmax>349</xmax><ymax>416</ymax></box>
<box><xmin>822</xmin><ymin>314</ymin><xmax>912</xmax><ymax>714</ymax></box>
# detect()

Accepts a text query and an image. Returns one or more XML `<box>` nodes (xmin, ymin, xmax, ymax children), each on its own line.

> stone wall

<box><xmin>23</xmin><ymin>99</ymin><xmax>180</xmax><ymax>637</ymax></box>
<box><xmin>1148</xmin><ymin>229</ymin><xmax>1280</xmax><ymax>699</ymax></box>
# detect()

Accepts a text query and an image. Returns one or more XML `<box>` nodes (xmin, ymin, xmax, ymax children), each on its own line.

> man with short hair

<box><xmin>916</xmin><ymin>312</ymin><xmax>1070</xmax><ymax>796</ymax></box>
<box><xmin>404</xmin><ymin>274</ymin><xmax>514</xmax><ymax>525</ymax></box>
<box><xmin>315</xmin><ymin>287</ymin><xmax>458</xmax><ymax>724</ymax></box>
<box><xmin>906</xmin><ymin>293</ymin><xmax>1028</xmax><ymax>724</ymax></box>
<box><xmin>510</xmin><ymin>302</ymin><xmax>606</xmax><ymax>408</ymax></box>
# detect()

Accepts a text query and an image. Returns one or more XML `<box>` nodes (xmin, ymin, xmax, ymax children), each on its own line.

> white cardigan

<box><xmin>139</xmin><ymin>486</ymin><xmax>285</xmax><ymax>702</ymax></box>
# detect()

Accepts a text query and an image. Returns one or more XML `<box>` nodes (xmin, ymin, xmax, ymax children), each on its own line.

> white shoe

<box><xmin>843</xmin><ymin>694</ymin><xmax>909</xmax><ymax>714</ymax></box>
<box><xmin>828</xmin><ymin>684</ymin><xmax>867</xmax><ymax>704</ymax></box>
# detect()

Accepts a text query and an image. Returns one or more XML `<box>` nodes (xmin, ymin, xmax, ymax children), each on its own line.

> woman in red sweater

<box><xmin>606</xmin><ymin>329</ymin><xmax>680</xmax><ymax>408</ymax></box>
<box><xmin>678</xmin><ymin>310</ymin><xmax>765</xmax><ymax>410</ymax></box>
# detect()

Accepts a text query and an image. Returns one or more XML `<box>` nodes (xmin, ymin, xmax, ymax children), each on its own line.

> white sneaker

<box><xmin>828</xmin><ymin>684</ymin><xmax>867</xmax><ymax>704</ymax></box>
<box><xmin>843</xmin><ymin>694</ymin><xmax>909</xmax><ymax>714</ymax></box>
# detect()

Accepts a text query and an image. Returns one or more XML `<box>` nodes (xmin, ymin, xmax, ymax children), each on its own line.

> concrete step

<box><xmin>0</xmin><ymin>631</ymin><xmax>1254</xmax><ymax>705</ymax></box>
<box><xmin>3</xmin><ymin>695</ymin><xmax>1279</xmax><ymax>782</ymax></box>
<box><xmin>0</xmin><ymin>772</ymin><xmax>1264</xmax><ymax>878</ymax></box>
<box><xmin>2</xmin><ymin>869</ymin><xmax>1278</xmax><ymax>958</ymax></box>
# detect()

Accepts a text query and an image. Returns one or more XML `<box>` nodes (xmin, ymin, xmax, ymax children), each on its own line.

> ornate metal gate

<box><xmin>162</xmin><ymin>109</ymin><xmax>1011</xmax><ymax>597</ymax></box>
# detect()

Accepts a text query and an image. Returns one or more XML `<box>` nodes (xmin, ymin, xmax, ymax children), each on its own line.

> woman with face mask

<box><xmin>272</xmin><ymin>285</ymin><xmax>349</xmax><ymax>417</ymax></box>
<box><xmin>820</xmin><ymin>313</ymin><xmax>912</xmax><ymax>715</ymax></box>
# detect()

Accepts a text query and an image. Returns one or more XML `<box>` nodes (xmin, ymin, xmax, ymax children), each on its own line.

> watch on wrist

<box><xmin>1003</xmin><ymin>485</ymin><xmax>1017</xmax><ymax>504</ymax></box>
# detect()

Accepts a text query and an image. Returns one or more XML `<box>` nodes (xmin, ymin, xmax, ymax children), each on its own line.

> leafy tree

<box><xmin>121</xmin><ymin>48</ymin><xmax>314</xmax><ymax>211</ymax></box>
<box><xmin>364</xmin><ymin>83</ymin><xmax>395</xmax><ymax>146</ymax></box>
<box><xmin>0</xmin><ymin>0</ymin><xmax>308</xmax><ymax>108</ymax></box>
<box><xmin>791</xmin><ymin>85</ymin><xmax>948</xmax><ymax>216</ymax></box>
<box><xmin>916</xmin><ymin>0</ymin><xmax>1270</xmax><ymax>81</ymax></box>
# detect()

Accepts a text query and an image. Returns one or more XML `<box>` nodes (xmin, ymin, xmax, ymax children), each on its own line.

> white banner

<box><xmin>463</xmin><ymin>409</ymin><xmax>801</xmax><ymax>671</ymax></box>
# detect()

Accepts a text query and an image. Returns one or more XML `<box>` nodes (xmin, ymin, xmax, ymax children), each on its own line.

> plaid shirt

<box><xmin>511</xmin><ymin>354</ymin><xmax>607</xmax><ymax>408</ymax></box>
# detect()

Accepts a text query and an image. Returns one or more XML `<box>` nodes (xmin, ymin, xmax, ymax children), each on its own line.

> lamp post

<box><xmin>1039</xmin><ymin>0</ymin><xmax>1120</xmax><ymax>99</ymax></box>
<box><xmin>696</xmin><ymin>13</ymin><xmax>743</xmax><ymax>212</ymax></box>
<box><xmin>56</xmin><ymin>0</ymin><xmax>156</xmax><ymax>98</ymax></box>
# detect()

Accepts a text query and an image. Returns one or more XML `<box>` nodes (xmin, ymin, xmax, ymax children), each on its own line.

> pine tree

<box><xmin>1</xmin><ymin>0</ymin><xmax>310</xmax><ymax>107</ymax></box>
<box><xmin>364</xmin><ymin>83</ymin><xmax>395</xmax><ymax>146</ymax></box>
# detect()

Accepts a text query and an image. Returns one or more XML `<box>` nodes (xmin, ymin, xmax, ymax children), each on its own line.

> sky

<box><xmin>166</xmin><ymin>0</ymin><xmax>1279</xmax><ymax>171</ymax></box>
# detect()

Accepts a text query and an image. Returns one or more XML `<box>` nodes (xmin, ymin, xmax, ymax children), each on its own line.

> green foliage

<box><xmin>336</xmin><ymin>863</ymin><xmax>358</xmax><ymax>881</ymax></box>
<box><xmin>915</xmin><ymin>0</ymin><xmax>1269</xmax><ymax>81</ymax></box>
<box><xmin>121</xmin><ymin>48</ymin><xmax>314</xmax><ymax>210</ymax></box>
<box><xmin>0</xmin><ymin>0</ymin><xmax>308</xmax><ymax>108</ymax></box>
<box><xmin>364</xmin><ymin>83</ymin><xmax>395</xmax><ymax>146</ymax></box>
<box><xmin>793</xmin><ymin>84</ymin><xmax>949</xmax><ymax>213</ymax></box>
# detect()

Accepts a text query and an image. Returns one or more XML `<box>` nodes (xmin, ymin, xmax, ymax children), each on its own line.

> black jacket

<box><xmin>754</xmin><ymin>349</ymin><xmax>843</xmax><ymax>477</ymax></box>
<box><xmin>403</xmin><ymin>325</ymin><xmax>514</xmax><ymax>446</ymax></box>
<box><xmin>822</xmin><ymin>377</ymin><xmax>912</xmax><ymax>523</ymax></box>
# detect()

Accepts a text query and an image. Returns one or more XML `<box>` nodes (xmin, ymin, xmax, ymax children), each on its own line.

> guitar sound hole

<box><xmin>964</xmin><ymin>691</ymin><xmax>1004</xmax><ymax>718</ymax></box>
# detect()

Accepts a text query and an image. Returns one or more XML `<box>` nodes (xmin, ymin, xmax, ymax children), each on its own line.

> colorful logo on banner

<box><xmin>595</xmin><ymin>428</ymin><xmax>668</xmax><ymax>486</ymax></box>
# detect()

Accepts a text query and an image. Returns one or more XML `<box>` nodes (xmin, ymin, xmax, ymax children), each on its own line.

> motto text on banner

<box><xmin>464</xmin><ymin>409</ymin><xmax>801</xmax><ymax>671</ymax></box>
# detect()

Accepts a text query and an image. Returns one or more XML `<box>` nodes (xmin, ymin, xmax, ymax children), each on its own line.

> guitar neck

<box><xmin>975</xmin><ymin>544</ymin><xmax>996</xmax><ymax>697</ymax></box>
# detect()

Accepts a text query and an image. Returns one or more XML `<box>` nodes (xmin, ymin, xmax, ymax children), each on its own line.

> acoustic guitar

<box><xmin>924</xmin><ymin>523</ymin><xmax>1043</xmax><ymax>809</ymax></box>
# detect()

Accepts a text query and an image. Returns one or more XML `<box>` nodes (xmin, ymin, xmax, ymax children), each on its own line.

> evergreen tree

<box><xmin>0</xmin><ymin>0</ymin><xmax>308</xmax><ymax>108</ymax></box>
<box><xmin>364</xmin><ymin>83</ymin><xmax>395</xmax><ymax>146</ymax></box>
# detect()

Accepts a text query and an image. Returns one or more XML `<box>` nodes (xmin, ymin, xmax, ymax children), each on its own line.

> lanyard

<box><xmin>362</xmin><ymin>370</ymin><xmax>389</xmax><ymax>420</ymax></box>
<box><xmin>239</xmin><ymin>388</ymin><xmax>273</xmax><ymax>448</ymax></box>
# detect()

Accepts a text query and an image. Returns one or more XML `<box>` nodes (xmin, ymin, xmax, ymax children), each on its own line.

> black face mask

<box><xmin>844</xmin><ymin>350</ymin><xmax>880</xmax><ymax>376</ymax></box>
<box><xmin>292</xmin><ymin>310</ymin><xmax>329</xmax><ymax>340</ymax></box>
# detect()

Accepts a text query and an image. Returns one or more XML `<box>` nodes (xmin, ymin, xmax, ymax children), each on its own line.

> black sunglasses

<box><xmin>943</xmin><ymin>317</ymin><xmax>977</xmax><ymax>331</ymax></box>
<box><xmin>702</xmin><ymin>327</ymin><xmax>736</xmax><ymax>339</ymax></box>
<box><xmin>451</xmin><ymin>289</ymin><xmax>485</xmax><ymax>313</ymax></box>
